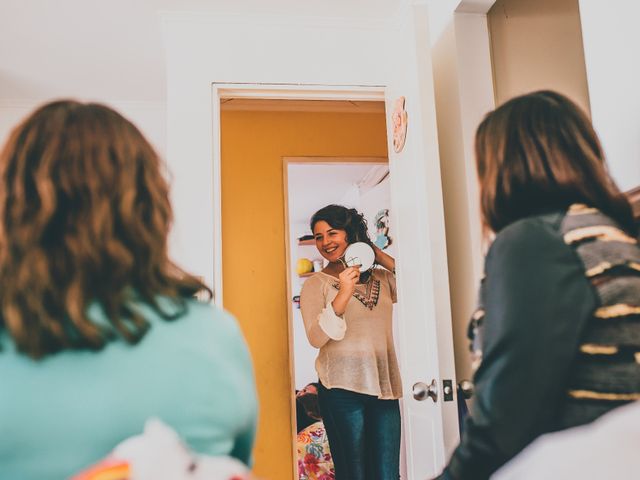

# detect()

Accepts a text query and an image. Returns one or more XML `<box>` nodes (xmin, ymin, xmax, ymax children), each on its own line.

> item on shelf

<box><xmin>312</xmin><ymin>259</ymin><xmax>323</xmax><ymax>272</ymax></box>
<box><xmin>298</xmin><ymin>234</ymin><xmax>314</xmax><ymax>242</ymax></box>
<box><xmin>374</xmin><ymin>208</ymin><xmax>392</xmax><ymax>250</ymax></box>
<box><xmin>292</xmin><ymin>295</ymin><xmax>300</xmax><ymax>309</ymax></box>
<box><xmin>296</xmin><ymin>258</ymin><xmax>313</xmax><ymax>275</ymax></box>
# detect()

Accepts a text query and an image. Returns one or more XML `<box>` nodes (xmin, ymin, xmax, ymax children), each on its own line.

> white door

<box><xmin>385</xmin><ymin>4</ymin><xmax>460</xmax><ymax>478</ymax></box>
<box><xmin>207</xmin><ymin>6</ymin><xmax>460</xmax><ymax>477</ymax></box>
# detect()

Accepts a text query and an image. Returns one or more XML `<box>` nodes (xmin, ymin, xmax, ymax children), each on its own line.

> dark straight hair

<box><xmin>475</xmin><ymin>90</ymin><xmax>636</xmax><ymax>236</ymax></box>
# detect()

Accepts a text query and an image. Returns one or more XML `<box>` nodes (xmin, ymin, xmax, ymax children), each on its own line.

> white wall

<box><xmin>0</xmin><ymin>1</ymin><xmax>169</xmax><ymax>160</ymax></box>
<box><xmin>0</xmin><ymin>103</ymin><xmax>33</xmax><ymax>148</ymax></box>
<box><xmin>161</xmin><ymin>12</ymin><xmax>396</xmax><ymax>290</ymax></box>
<box><xmin>0</xmin><ymin>100</ymin><xmax>167</xmax><ymax>159</ymax></box>
<box><xmin>579</xmin><ymin>1</ymin><xmax>640</xmax><ymax>191</ymax></box>
<box><xmin>289</xmin><ymin>222</ymin><xmax>322</xmax><ymax>390</ymax></box>
<box><xmin>422</xmin><ymin>1</ymin><xmax>495</xmax><ymax>383</ymax></box>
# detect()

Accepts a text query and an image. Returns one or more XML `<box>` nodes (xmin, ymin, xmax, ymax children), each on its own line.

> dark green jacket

<box><xmin>443</xmin><ymin>206</ymin><xmax>640</xmax><ymax>480</ymax></box>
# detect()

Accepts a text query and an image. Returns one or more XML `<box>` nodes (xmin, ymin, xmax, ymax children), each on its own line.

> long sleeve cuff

<box><xmin>318</xmin><ymin>302</ymin><xmax>346</xmax><ymax>340</ymax></box>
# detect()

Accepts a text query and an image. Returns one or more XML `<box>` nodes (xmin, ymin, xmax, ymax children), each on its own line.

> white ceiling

<box><xmin>287</xmin><ymin>163</ymin><xmax>385</xmax><ymax>226</ymax></box>
<box><xmin>0</xmin><ymin>0</ymin><xmax>405</xmax><ymax>103</ymax></box>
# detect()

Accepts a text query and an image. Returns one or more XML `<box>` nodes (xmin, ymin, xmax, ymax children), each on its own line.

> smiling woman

<box><xmin>300</xmin><ymin>204</ymin><xmax>401</xmax><ymax>480</ymax></box>
<box><xmin>313</xmin><ymin>220</ymin><xmax>349</xmax><ymax>264</ymax></box>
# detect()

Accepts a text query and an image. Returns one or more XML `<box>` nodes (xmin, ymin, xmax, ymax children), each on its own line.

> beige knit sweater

<box><xmin>300</xmin><ymin>268</ymin><xmax>403</xmax><ymax>399</ymax></box>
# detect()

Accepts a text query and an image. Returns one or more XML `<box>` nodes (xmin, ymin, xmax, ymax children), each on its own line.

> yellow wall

<box><xmin>221</xmin><ymin>110</ymin><xmax>388</xmax><ymax>479</ymax></box>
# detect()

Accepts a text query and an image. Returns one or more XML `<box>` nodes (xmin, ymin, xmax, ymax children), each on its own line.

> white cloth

<box><xmin>318</xmin><ymin>302</ymin><xmax>347</xmax><ymax>340</ymax></box>
<box><xmin>492</xmin><ymin>401</ymin><xmax>640</xmax><ymax>479</ymax></box>
<box><xmin>112</xmin><ymin>418</ymin><xmax>251</xmax><ymax>480</ymax></box>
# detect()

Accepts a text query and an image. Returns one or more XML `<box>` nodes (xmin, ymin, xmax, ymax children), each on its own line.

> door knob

<box><xmin>458</xmin><ymin>379</ymin><xmax>474</xmax><ymax>399</ymax></box>
<box><xmin>412</xmin><ymin>379</ymin><xmax>438</xmax><ymax>402</ymax></box>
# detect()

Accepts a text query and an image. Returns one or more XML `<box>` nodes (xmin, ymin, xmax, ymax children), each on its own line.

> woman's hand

<box><xmin>332</xmin><ymin>266</ymin><xmax>360</xmax><ymax>316</ymax></box>
<box><xmin>338</xmin><ymin>266</ymin><xmax>360</xmax><ymax>296</ymax></box>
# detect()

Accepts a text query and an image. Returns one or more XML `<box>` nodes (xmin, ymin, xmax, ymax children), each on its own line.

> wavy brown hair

<box><xmin>476</xmin><ymin>90</ymin><xmax>636</xmax><ymax>236</ymax></box>
<box><xmin>0</xmin><ymin>100</ymin><xmax>211</xmax><ymax>359</ymax></box>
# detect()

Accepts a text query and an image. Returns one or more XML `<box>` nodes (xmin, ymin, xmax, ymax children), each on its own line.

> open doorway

<box><xmin>219</xmin><ymin>97</ymin><xmax>395</xmax><ymax>478</ymax></box>
<box><xmin>216</xmin><ymin>73</ymin><xmax>459</xmax><ymax>477</ymax></box>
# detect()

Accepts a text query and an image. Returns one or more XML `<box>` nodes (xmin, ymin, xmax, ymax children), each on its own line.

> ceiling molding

<box><xmin>159</xmin><ymin>10</ymin><xmax>392</xmax><ymax>31</ymax></box>
<box><xmin>0</xmin><ymin>99</ymin><xmax>166</xmax><ymax>110</ymax></box>
<box><xmin>220</xmin><ymin>99</ymin><xmax>385</xmax><ymax>114</ymax></box>
<box><xmin>455</xmin><ymin>0</ymin><xmax>497</xmax><ymax>14</ymax></box>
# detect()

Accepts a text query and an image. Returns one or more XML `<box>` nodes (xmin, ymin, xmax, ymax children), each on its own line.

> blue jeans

<box><xmin>318</xmin><ymin>382</ymin><xmax>401</xmax><ymax>480</ymax></box>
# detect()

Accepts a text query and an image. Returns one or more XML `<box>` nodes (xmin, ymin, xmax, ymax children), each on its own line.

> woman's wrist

<box><xmin>331</xmin><ymin>300</ymin><xmax>345</xmax><ymax>316</ymax></box>
<box><xmin>332</xmin><ymin>290</ymin><xmax>351</xmax><ymax>316</ymax></box>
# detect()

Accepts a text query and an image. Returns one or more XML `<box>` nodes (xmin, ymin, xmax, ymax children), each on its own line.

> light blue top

<box><xmin>0</xmin><ymin>298</ymin><xmax>258</xmax><ymax>480</ymax></box>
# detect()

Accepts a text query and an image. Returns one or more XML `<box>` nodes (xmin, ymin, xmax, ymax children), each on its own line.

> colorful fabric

<box><xmin>559</xmin><ymin>204</ymin><xmax>640</xmax><ymax>423</ymax></box>
<box><xmin>71</xmin><ymin>459</ymin><xmax>130</xmax><ymax>480</ymax></box>
<box><xmin>297</xmin><ymin>421</ymin><xmax>334</xmax><ymax>480</ymax></box>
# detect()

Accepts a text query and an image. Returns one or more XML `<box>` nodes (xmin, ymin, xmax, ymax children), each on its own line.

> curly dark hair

<box><xmin>0</xmin><ymin>100</ymin><xmax>211</xmax><ymax>359</ymax></box>
<box><xmin>310</xmin><ymin>204</ymin><xmax>371</xmax><ymax>245</ymax></box>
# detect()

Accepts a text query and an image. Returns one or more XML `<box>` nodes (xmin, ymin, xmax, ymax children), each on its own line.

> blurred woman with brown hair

<box><xmin>439</xmin><ymin>91</ymin><xmax>640</xmax><ymax>479</ymax></box>
<box><xmin>0</xmin><ymin>100</ymin><xmax>257</xmax><ymax>479</ymax></box>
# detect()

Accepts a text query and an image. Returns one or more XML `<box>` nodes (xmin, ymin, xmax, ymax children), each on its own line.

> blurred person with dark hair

<box><xmin>0</xmin><ymin>100</ymin><xmax>258</xmax><ymax>479</ymax></box>
<box><xmin>438</xmin><ymin>91</ymin><xmax>640</xmax><ymax>479</ymax></box>
<box><xmin>296</xmin><ymin>382</ymin><xmax>322</xmax><ymax>433</ymax></box>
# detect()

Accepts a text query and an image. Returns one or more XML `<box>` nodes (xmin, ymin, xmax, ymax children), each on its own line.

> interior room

<box><xmin>1</xmin><ymin>0</ymin><xmax>639</xmax><ymax>479</ymax></box>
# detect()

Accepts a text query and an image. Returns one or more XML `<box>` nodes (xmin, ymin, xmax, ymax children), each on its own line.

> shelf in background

<box><xmin>298</xmin><ymin>239</ymin><xmax>315</xmax><ymax>246</ymax></box>
<box><xmin>298</xmin><ymin>272</ymin><xmax>315</xmax><ymax>278</ymax></box>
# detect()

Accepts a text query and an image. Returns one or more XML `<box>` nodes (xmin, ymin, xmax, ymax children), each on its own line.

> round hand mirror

<box><xmin>341</xmin><ymin>242</ymin><xmax>375</xmax><ymax>272</ymax></box>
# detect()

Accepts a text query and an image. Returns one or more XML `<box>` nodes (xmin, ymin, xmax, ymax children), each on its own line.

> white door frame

<box><xmin>211</xmin><ymin>83</ymin><xmax>386</xmax><ymax>308</ymax></box>
<box><xmin>454</xmin><ymin>0</ymin><xmax>498</xmax><ymax>282</ymax></box>
<box><xmin>211</xmin><ymin>76</ymin><xmax>457</xmax><ymax>478</ymax></box>
<box><xmin>213</xmin><ymin>85</ymin><xmax>388</xmax><ymax>480</ymax></box>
